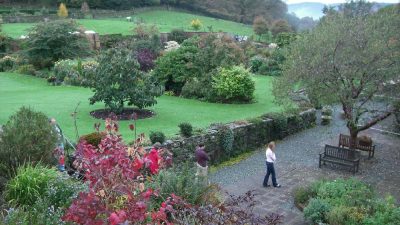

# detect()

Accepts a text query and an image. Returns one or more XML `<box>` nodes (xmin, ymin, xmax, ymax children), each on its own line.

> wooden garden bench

<box><xmin>319</xmin><ymin>144</ymin><xmax>360</xmax><ymax>174</ymax></box>
<box><xmin>339</xmin><ymin>134</ymin><xmax>375</xmax><ymax>158</ymax></box>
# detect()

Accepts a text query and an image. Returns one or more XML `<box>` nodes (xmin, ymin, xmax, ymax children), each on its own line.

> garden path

<box><xmin>210</xmin><ymin>110</ymin><xmax>400</xmax><ymax>225</ymax></box>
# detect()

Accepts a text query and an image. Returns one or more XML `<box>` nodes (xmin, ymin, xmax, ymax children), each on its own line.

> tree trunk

<box><xmin>349</xmin><ymin>128</ymin><xmax>358</xmax><ymax>159</ymax></box>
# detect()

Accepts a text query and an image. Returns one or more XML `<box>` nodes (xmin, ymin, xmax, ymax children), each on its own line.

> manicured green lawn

<box><xmin>2</xmin><ymin>10</ymin><xmax>254</xmax><ymax>38</ymax></box>
<box><xmin>0</xmin><ymin>72</ymin><xmax>280</xmax><ymax>141</ymax></box>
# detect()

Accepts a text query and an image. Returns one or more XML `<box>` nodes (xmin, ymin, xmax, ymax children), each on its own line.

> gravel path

<box><xmin>210</xmin><ymin>108</ymin><xmax>400</xmax><ymax>224</ymax></box>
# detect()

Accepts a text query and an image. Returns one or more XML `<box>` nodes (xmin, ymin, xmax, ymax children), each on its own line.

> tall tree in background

<box><xmin>57</xmin><ymin>3</ymin><xmax>68</xmax><ymax>18</ymax></box>
<box><xmin>253</xmin><ymin>16</ymin><xmax>269</xmax><ymax>39</ymax></box>
<box><xmin>273</xmin><ymin>5</ymin><xmax>400</xmax><ymax>146</ymax></box>
<box><xmin>81</xmin><ymin>1</ymin><xmax>90</xmax><ymax>15</ymax></box>
<box><xmin>270</xmin><ymin>19</ymin><xmax>292</xmax><ymax>36</ymax></box>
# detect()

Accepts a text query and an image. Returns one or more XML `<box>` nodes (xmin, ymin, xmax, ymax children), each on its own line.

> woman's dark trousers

<box><xmin>263</xmin><ymin>162</ymin><xmax>277</xmax><ymax>187</ymax></box>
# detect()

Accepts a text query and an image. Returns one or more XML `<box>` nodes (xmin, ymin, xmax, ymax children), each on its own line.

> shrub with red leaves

<box><xmin>62</xmin><ymin>118</ymin><xmax>173</xmax><ymax>225</ymax></box>
<box><xmin>136</xmin><ymin>48</ymin><xmax>157</xmax><ymax>72</ymax></box>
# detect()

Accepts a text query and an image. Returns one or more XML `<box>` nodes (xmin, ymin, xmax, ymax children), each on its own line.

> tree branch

<box><xmin>357</xmin><ymin>111</ymin><xmax>392</xmax><ymax>132</ymax></box>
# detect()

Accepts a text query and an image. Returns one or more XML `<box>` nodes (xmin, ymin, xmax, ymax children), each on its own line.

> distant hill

<box><xmin>288</xmin><ymin>2</ymin><xmax>394</xmax><ymax>20</ymax></box>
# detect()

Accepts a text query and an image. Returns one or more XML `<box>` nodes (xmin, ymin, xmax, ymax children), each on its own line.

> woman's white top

<box><xmin>266</xmin><ymin>148</ymin><xmax>276</xmax><ymax>163</ymax></box>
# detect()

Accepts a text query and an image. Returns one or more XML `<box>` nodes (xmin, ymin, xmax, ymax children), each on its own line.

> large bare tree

<box><xmin>273</xmin><ymin>5</ymin><xmax>400</xmax><ymax>146</ymax></box>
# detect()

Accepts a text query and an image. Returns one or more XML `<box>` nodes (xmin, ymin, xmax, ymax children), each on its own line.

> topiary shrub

<box><xmin>149</xmin><ymin>131</ymin><xmax>166</xmax><ymax>144</ymax></box>
<box><xmin>303</xmin><ymin>198</ymin><xmax>332</xmax><ymax>224</ymax></box>
<box><xmin>0</xmin><ymin>107</ymin><xmax>57</xmax><ymax>178</ymax></box>
<box><xmin>4</xmin><ymin>164</ymin><xmax>58</xmax><ymax>206</ymax></box>
<box><xmin>79</xmin><ymin>132</ymin><xmax>106</xmax><ymax>147</ymax></box>
<box><xmin>179</xmin><ymin>122</ymin><xmax>193</xmax><ymax>138</ymax></box>
<box><xmin>211</xmin><ymin>66</ymin><xmax>255</xmax><ymax>103</ymax></box>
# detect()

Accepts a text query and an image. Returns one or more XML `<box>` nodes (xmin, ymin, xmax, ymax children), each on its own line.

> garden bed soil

<box><xmin>90</xmin><ymin>108</ymin><xmax>155</xmax><ymax>120</ymax></box>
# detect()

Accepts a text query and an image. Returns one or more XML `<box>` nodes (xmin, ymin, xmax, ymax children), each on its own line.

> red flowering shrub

<box><xmin>62</xmin><ymin>118</ymin><xmax>174</xmax><ymax>224</ymax></box>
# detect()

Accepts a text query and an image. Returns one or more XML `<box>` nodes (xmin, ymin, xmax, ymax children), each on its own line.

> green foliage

<box><xmin>0</xmin><ymin>55</ymin><xmax>17</xmax><ymax>72</ymax></box>
<box><xmin>88</xmin><ymin>47</ymin><xmax>162</xmax><ymax>113</ymax></box>
<box><xmin>363</xmin><ymin>197</ymin><xmax>400</xmax><ymax>225</ymax></box>
<box><xmin>4</xmin><ymin>164</ymin><xmax>58</xmax><ymax>206</ymax></box>
<box><xmin>212</xmin><ymin>66</ymin><xmax>255</xmax><ymax>103</ymax></box>
<box><xmin>262</xmin><ymin>112</ymin><xmax>288</xmax><ymax>139</ymax></box>
<box><xmin>15</xmin><ymin>64</ymin><xmax>36</xmax><ymax>76</ymax></box>
<box><xmin>54</xmin><ymin>59</ymin><xmax>98</xmax><ymax>86</ymax></box>
<box><xmin>79</xmin><ymin>132</ymin><xmax>106</xmax><ymax>147</ymax></box>
<box><xmin>264</xmin><ymin>49</ymin><xmax>285</xmax><ymax>76</ymax></box>
<box><xmin>274</xmin><ymin>32</ymin><xmax>297</xmax><ymax>47</ymax></box>
<box><xmin>2</xmin><ymin>172</ymin><xmax>86</xmax><ymax>225</ymax></box>
<box><xmin>249</xmin><ymin>55</ymin><xmax>266</xmax><ymax>73</ymax></box>
<box><xmin>154</xmin><ymin>34</ymin><xmax>245</xmax><ymax>101</ymax></box>
<box><xmin>0</xmin><ymin>107</ymin><xmax>57</xmax><ymax>178</ymax></box>
<box><xmin>169</xmin><ymin>29</ymin><xmax>187</xmax><ymax>43</ymax></box>
<box><xmin>303</xmin><ymin>198</ymin><xmax>332</xmax><ymax>223</ymax></box>
<box><xmin>271</xmin><ymin>19</ymin><xmax>292</xmax><ymax>36</ymax></box>
<box><xmin>147</xmin><ymin>165</ymin><xmax>212</xmax><ymax>206</ymax></box>
<box><xmin>149</xmin><ymin>131</ymin><xmax>166</xmax><ymax>144</ymax></box>
<box><xmin>219</xmin><ymin>125</ymin><xmax>234</xmax><ymax>157</ymax></box>
<box><xmin>294</xmin><ymin>186</ymin><xmax>316</xmax><ymax>205</ymax></box>
<box><xmin>25</xmin><ymin>20</ymin><xmax>89</xmax><ymax>69</ymax></box>
<box><xmin>178</xmin><ymin>122</ymin><xmax>193</xmax><ymax>137</ymax></box>
<box><xmin>274</xmin><ymin>10</ymin><xmax>400</xmax><ymax>135</ymax></box>
<box><xmin>321</xmin><ymin>106</ymin><xmax>333</xmax><ymax>116</ymax></box>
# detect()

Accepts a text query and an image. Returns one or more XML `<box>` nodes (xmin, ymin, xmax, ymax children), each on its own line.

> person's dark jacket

<box><xmin>195</xmin><ymin>147</ymin><xmax>210</xmax><ymax>167</ymax></box>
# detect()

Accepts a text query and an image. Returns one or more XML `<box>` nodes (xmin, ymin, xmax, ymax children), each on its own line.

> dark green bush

<box><xmin>169</xmin><ymin>29</ymin><xmax>188</xmax><ymax>43</ymax></box>
<box><xmin>219</xmin><ymin>125</ymin><xmax>234</xmax><ymax>157</ymax></box>
<box><xmin>249</xmin><ymin>55</ymin><xmax>266</xmax><ymax>73</ymax></box>
<box><xmin>149</xmin><ymin>131</ymin><xmax>166</xmax><ymax>144</ymax></box>
<box><xmin>211</xmin><ymin>66</ymin><xmax>255</xmax><ymax>103</ymax></box>
<box><xmin>4</xmin><ymin>164</ymin><xmax>58</xmax><ymax>206</ymax></box>
<box><xmin>0</xmin><ymin>107</ymin><xmax>57</xmax><ymax>178</ymax></box>
<box><xmin>303</xmin><ymin>198</ymin><xmax>332</xmax><ymax>224</ymax></box>
<box><xmin>179</xmin><ymin>122</ymin><xmax>193</xmax><ymax>137</ymax></box>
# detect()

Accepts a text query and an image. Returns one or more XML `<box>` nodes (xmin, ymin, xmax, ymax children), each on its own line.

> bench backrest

<box><xmin>325</xmin><ymin>144</ymin><xmax>357</xmax><ymax>160</ymax></box>
<box><xmin>339</xmin><ymin>134</ymin><xmax>374</xmax><ymax>150</ymax></box>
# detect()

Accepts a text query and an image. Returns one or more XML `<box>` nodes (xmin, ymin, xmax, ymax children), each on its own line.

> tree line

<box><xmin>2</xmin><ymin>0</ymin><xmax>288</xmax><ymax>24</ymax></box>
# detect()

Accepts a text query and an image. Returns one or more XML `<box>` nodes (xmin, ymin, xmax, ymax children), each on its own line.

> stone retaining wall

<box><xmin>162</xmin><ymin>109</ymin><xmax>316</xmax><ymax>165</ymax></box>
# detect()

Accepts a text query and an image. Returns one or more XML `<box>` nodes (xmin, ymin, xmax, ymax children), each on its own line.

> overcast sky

<box><xmin>284</xmin><ymin>0</ymin><xmax>399</xmax><ymax>4</ymax></box>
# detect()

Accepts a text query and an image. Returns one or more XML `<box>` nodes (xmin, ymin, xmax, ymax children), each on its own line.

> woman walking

<box><xmin>263</xmin><ymin>141</ymin><xmax>281</xmax><ymax>188</ymax></box>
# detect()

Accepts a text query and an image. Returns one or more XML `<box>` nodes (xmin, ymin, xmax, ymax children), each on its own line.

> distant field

<box><xmin>2</xmin><ymin>10</ymin><xmax>254</xmax><ymax>38</ymax></box>
<box><xmin>0</xmin><ymin>72</ymin><xmax>280</xmax><ymax>141</ymax></box>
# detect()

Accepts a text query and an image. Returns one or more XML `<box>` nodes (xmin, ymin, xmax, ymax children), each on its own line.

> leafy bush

<box><xmin>54</xmin><ymin>59</ymin><xmax>98</xmax><ymax>86</ymax></box>
<box><xmin>169</xmin><ymin>29</ymin><xmax>188</xmax><ymax>43</ymax></box>
<box><xmin>190</xmin><ymin>19</ymin><xmax>202</xmax><ymax>30</ymax></box>
<box><xmin>16</xmin><ymin>64</ymin><xmax>36</xmax><ymax>75</ymax></box>
<box><xmin>363</xmin><ymin>197</ymin><xmax>400</xmax><ymax>225</ymax></box>
<box><xmin>0</xmin><ymin>107</ymin><xmax>57</xmax><ymax>178</ymax></box>
<box><xmin>88</xmin><ymin>47</ymin><xmax>162</xmax><ymax>113</ymax></box>
<box><xmin>0</xmin><ymin>55</ymin><xmax>17</xmax><ymax>72</ymax></box>
<box><xmin>25</xmin><ymin>20</ymin><xmax>89</xmax><ymax>69</ymax></box>
<box><xmin>321</xmin><ymin>106</ymin><xmax>333</xmax><ymax>116</ymax></box>
<box><xmin>4</xmin><ymin>164</ymin><xmax>58</xmax><ymax>206</ymax></box>
<box><xmin>179</xmin><ymin>122</ymin><xmax>193</xmax><ymax>137</ymax></box>
<box><xmin>212</xmin><ymin>66</ymin><xmax>255</xmax><ymax>103</ymax></box>
<box><xmin>249</xmin><ymin>55</ymin><xmax>266</xmax><ymax>73</ymax></box>
<box><xmin>303</xmin><ymin>198</ymin><xmax>331</xmax><ymax>224</ymax></box>
<box><xmin>79</xmin><ymin>132</ymin><xmax>106</xmax><ymax>147</ymax></box>
<box><xmin>294</xmin><ymin>186</ymin><xmax>316</xmax><ymax>205</ymax></box>
<box><xmin>44</xmin><ymin>172</ymin><xmax>87</xmax><ymax>209</ymax></box>
<box><xmin>149</xmin><ymin>131</ymin><xmax>166</xmax><ymax>144</ymax></box>
<box><xmin>147</xmin><ymin>165</ymin><xmax>212</xmax><ymax>206</ymax></box>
